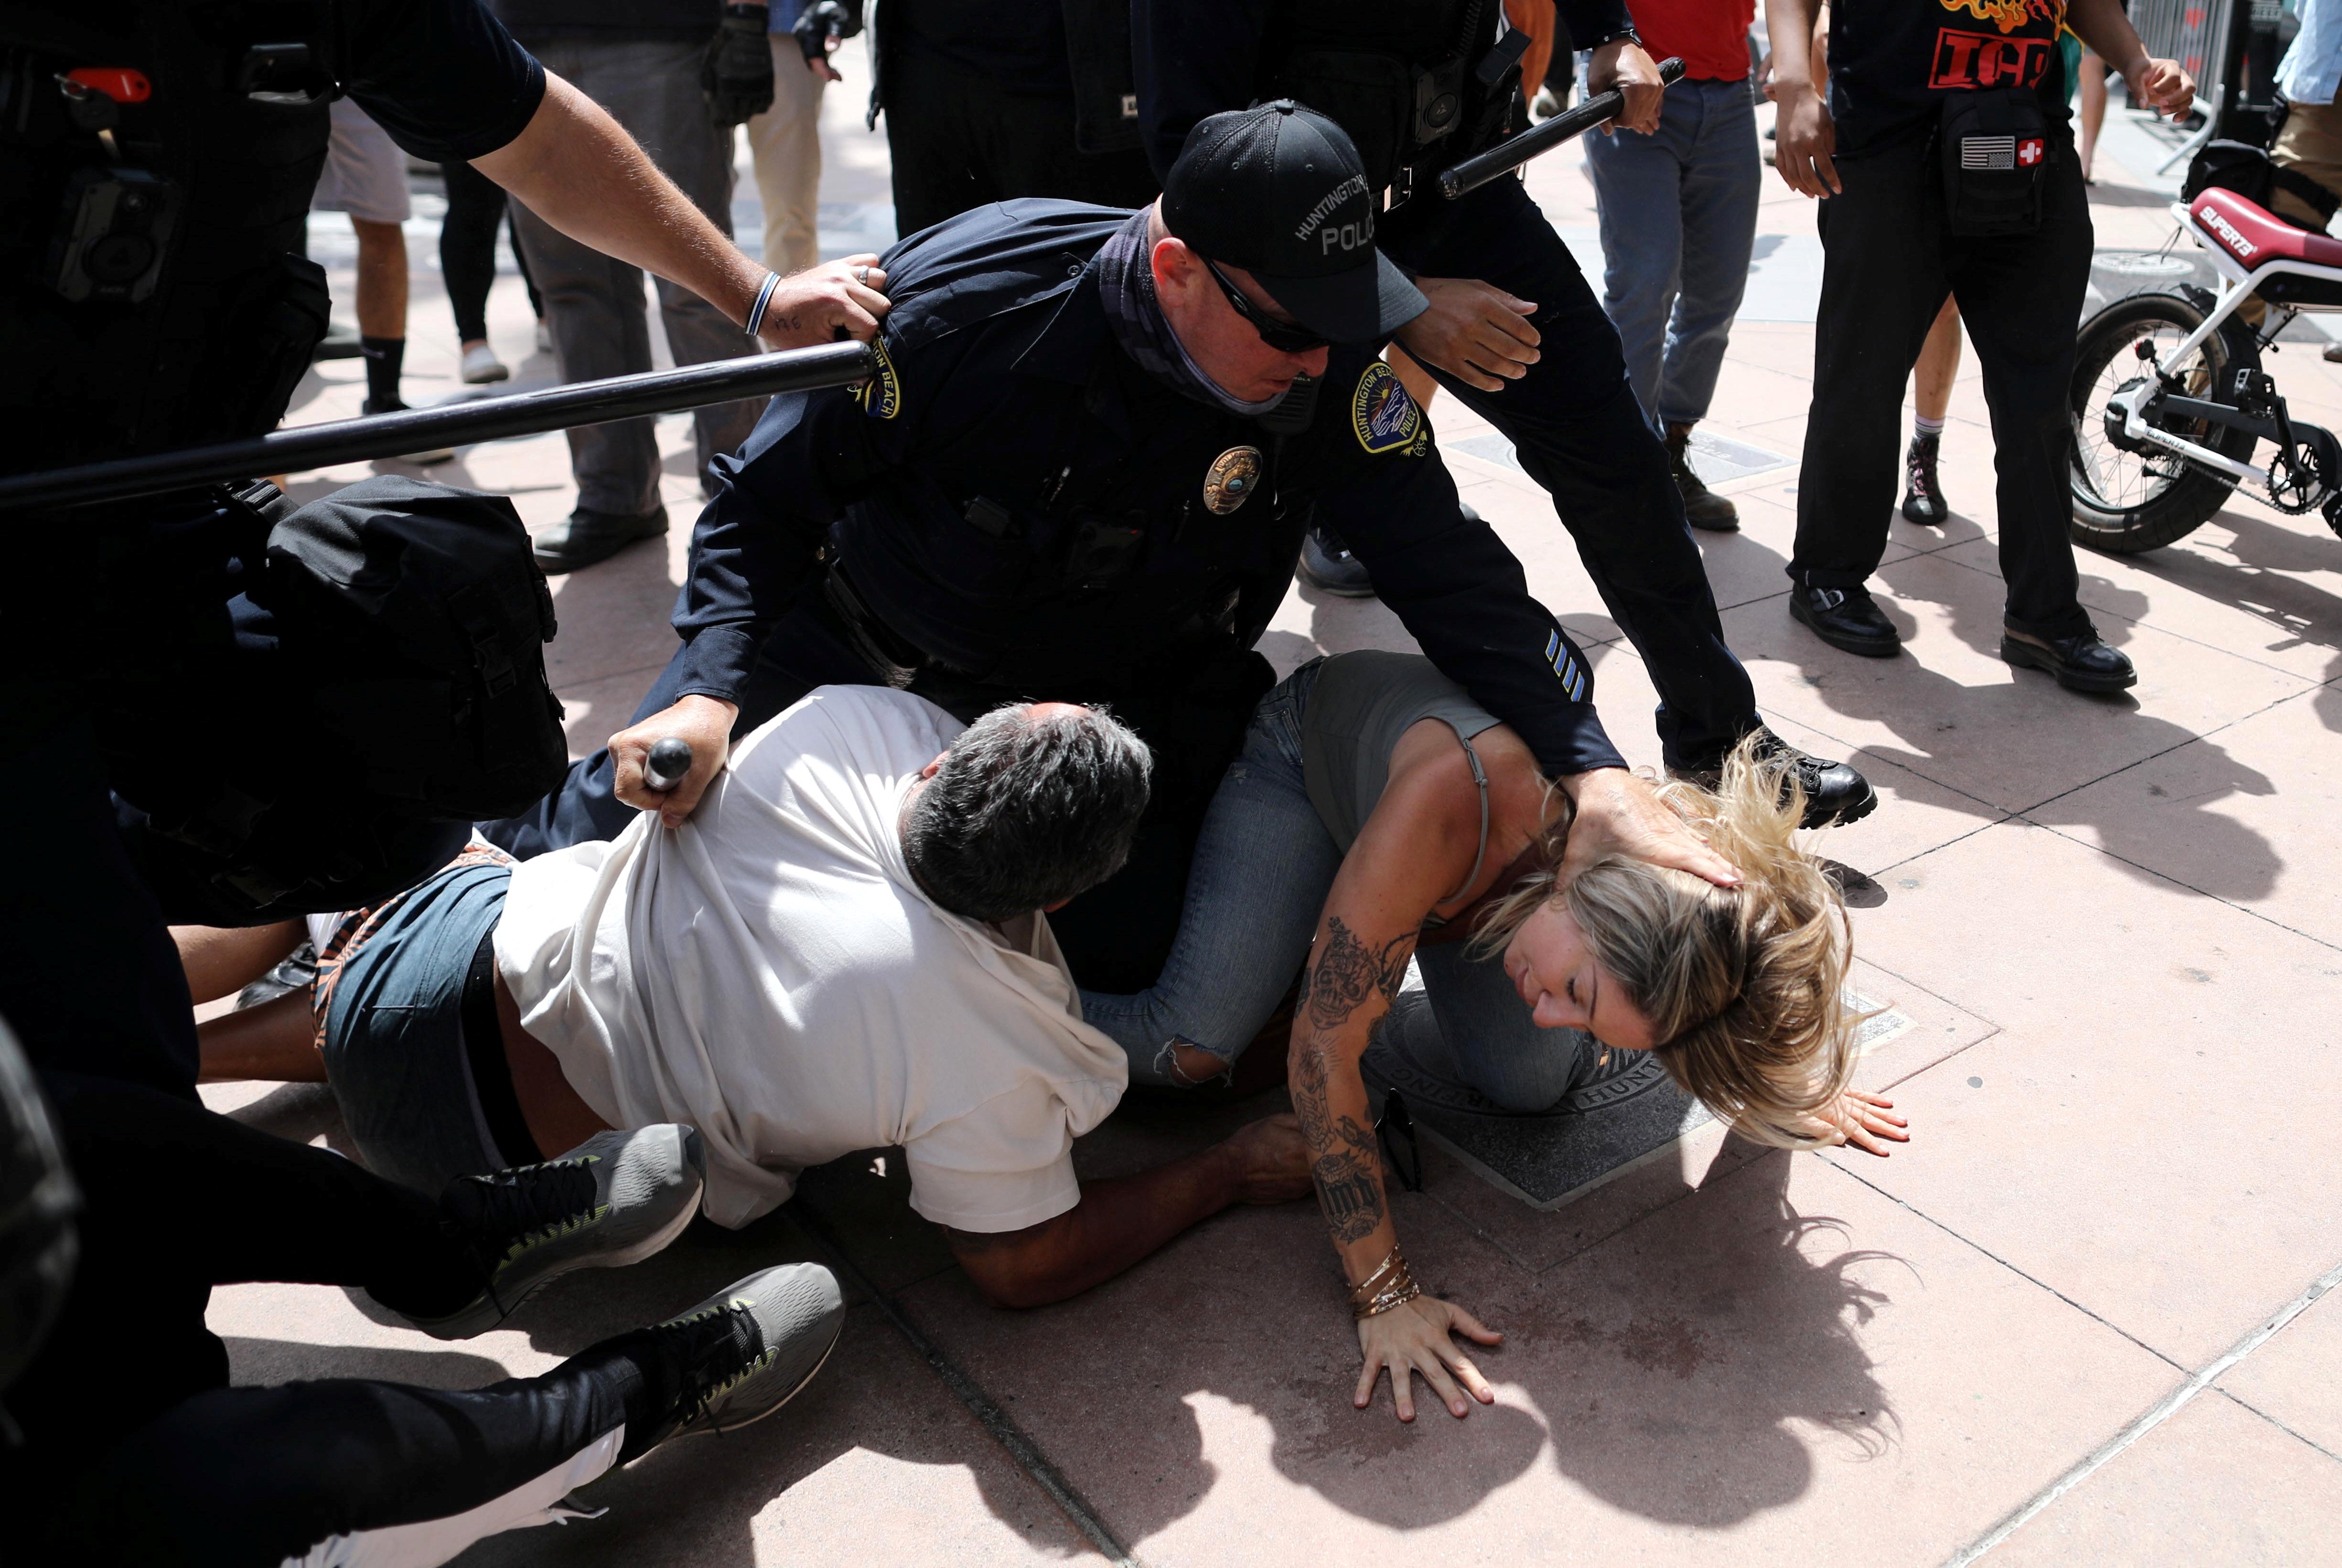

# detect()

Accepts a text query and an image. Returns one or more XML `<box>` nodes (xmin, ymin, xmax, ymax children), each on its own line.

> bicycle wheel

<box><xmin>2068</xmin><ymin>291</ymin><xmax>2260</xmax><ymax>554</ymax></box>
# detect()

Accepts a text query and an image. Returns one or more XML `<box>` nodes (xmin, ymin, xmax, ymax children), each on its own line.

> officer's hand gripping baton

<box><xmin>1437</xmin><ymin>57</ymin><xmax>1687</xmax><ymax>201</ymax></box>
<box><xmin>642</xmin><ymin>738</ymin><xmax>696</xmax><ymax>794</ymax></box>
<box><xmin>0</xmin><ymin>341</ymin><xmax>875</xmax><ymax>513</ymax></box>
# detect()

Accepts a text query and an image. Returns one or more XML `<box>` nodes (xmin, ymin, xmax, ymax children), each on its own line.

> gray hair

<box><xmin>902</xmin><ymin>703</ymin><xmax>1153</xmax><ymax>923</ymax></box>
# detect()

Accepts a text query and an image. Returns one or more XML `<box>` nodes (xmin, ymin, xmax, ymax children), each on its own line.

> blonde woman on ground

<box><xmin>1081</xmin><ymin>650</ymin><xmax>1908</xmax><ymax>1421</ymax></box>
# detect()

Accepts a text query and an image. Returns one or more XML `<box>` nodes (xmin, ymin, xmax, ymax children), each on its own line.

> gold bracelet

<box><xmin>1354</xmin><ymin>1277</ymin><xmax>1422</xmax><ymax>1321</ymax></box>
<box><xmin>1345</xmin><ymin>1245</ymin><xmax>1405</xmax><ymax>1305</ymax></box>
<box><xmin>1347</xmin><ymin>1246</ymin><xmax>1422</xmax><ymax>1320</ymax></box>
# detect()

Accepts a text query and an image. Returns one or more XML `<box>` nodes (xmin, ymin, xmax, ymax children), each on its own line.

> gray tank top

<box><xmin>1301</xmin><ymin>651</ymin><xmax>1504</xmax><ymax>854</ymax></box>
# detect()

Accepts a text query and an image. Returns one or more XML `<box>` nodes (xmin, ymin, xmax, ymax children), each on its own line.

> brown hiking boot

<box><xmin>1665</xmin><ymin>423</ymin><xmax>1739</xmax><ymax>532</ymax></box>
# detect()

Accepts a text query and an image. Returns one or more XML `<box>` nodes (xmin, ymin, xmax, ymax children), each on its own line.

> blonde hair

<box><xmin>1471</xmin><ymin>737</ymin><xmax>1855</xmax><ymax>1148</ymax></box>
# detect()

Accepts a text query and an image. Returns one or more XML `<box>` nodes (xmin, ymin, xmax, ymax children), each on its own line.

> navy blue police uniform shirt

<box><xmin>671</xmin><ymin>198</ymin><xmax>1627</xmax><ymax>779</ymax></box>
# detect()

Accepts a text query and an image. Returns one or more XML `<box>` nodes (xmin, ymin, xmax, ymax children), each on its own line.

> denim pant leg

<box><xmin>1079</xmin><ymin>665</ymin><xmax>1344</xmax><ymax>1087</ymax></box>
<box><xmin>1584</xmin><ymin>94</ymin><xmax>1690</xmax><ymax>430</ymax></box>
<box><xmin>1399</xmin><ymin>940</ymin><xmax>1592</xmax><ymax>1112</ymax></box>
<box><xmin>1656</xmin><ymin>81</ymin><xmax>1760</xmax><ymax>427</ymax></box>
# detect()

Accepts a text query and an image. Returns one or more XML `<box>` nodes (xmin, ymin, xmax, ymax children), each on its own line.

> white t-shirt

<box><xmin>494</xmin><ymin>687</ymin><xmax>1128</xmax><ymax>1231</ymax></box>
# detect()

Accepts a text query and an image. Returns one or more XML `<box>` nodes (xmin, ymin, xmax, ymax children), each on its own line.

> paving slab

<box><xmin>1718</xmin><ymin>551</ymin><xmax>2311</xmax><ymax>814</ymax></box>
<box><xmin>1987</xmin><ymin>1388</ymin><xmax>2342</xmax><ymax>1568</ymax></box>
<box><xmin>2217</xmin><ymin>1286</ymin><xmax>2342</xmax><ymax>1461</ymax></box>
<box><xmin>2029</xmin><ymin>688</ymin><xmax>2339</xmax><ymax>945</ymax></box>
<box><xmin>893</xmin><ymin>1150</ymin><xmax>2182</xmax><ymax>1568</ymax></box>
<box><xmin>1816</xmin><ymin>821</ymin><xmax>2342</xmax><ymax>1368</ymax></box>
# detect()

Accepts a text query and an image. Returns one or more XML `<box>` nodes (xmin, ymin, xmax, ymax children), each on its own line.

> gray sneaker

<box><xmin>628</xmin><ymin>1263</ymin><xmax>846</xmax><ymax>1458</ymax></box>
<box><xmin>408</xmin><ymin>1125</ymin><xmax>708</xmax><ymax>1340</ymax></box>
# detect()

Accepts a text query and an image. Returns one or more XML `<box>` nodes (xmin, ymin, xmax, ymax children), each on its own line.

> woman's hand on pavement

<box><xmin>1559</xmin><ymin>768</ymin><xmax>1743</xmax><ymax>889</ymax></box>
<box><xmin>609</xmin><ymin>693</ymin><xmax>738</xmax><ymax>828</ymax></box>
<box><xmin>1355</xmin><ymin>1295</ymin><xmax>1504</xmax><ymax>1421</ymax></box>
<box><xmin>1391</xmin><ymin>276</ymin><xmax>1540</xmax><ymax>391</ymax></box>
<box><xmin>1585</xmin><ymin>40</ymin><xmax>1666</xmax><ymax>136</ymax></box>
<box><xmin>1796</xmin><ymin>1088</ymin><xmax>1910</xmax><ymax>1156</ymax></box>
<box><xmin>754</xmin><ymin>255</ymin><xmax>890</xmax><ymax>349</ymax></box>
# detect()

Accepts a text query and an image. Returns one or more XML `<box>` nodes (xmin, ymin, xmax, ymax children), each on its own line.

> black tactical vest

<box><xmin>0</xmin><ymin>0</ymin><xmax>338</xmax><ymax>477</ymax></box>
<box><xmin>1260</xmin><ymin>0</ymin><xmax>1521</xmax><ymax>198</ymax></box>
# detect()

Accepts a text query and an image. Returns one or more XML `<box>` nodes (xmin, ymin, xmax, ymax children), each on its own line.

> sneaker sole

<box><xmin>1999</xmin><ymin>635</ymin><xmax>2138</xmax><ymax>693</ymax></box>
<box><xmin>1788</xmin><ymin>598</ymin><xmax>1901</xmax><ymax>659</ymax></box>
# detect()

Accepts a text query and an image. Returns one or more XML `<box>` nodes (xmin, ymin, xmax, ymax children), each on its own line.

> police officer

<box><xmin>1</xmin><ymin>0</ymin><xmax>888</xmax><ymax>1099</ymax></box>
<box><xmin>491</xmin><ymin>101</ymin><xmax>1740</xmax><ymax>992</ymax></box>
<box><xmin>1133</xmin><ymin>0</ymin><xmax>1875</xmax><ymax>828</ymax></box>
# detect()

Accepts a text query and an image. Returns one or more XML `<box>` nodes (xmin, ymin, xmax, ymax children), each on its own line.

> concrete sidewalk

<box><xmin>224</xmin><ymin>64</ymin><xmax>2342</xmax><ymax>1567</ymax></box>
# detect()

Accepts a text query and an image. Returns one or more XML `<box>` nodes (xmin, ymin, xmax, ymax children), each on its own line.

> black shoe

<box><xmin>235</xmin><ymin>941</ymin><xmax>318</xmax><ymax>1011</ymax></box>
<box><xmin>1901</xmin><ymin>434</ymin><xmax>1949</xmax><ymax>524</ymax></box>
<box><xmin>1665</xmin><ymin>424</ymin><xmax>1739</xmax><ymax>532</ymax></box>
<box><xmin>313</xmin><ymin>322</ymin><xmax>365</xmax><ymax>362</ymax></box>
<box><xmin>1674</xmin><ymin>727</ymin><xmax>1879</xmax><ymax>829</ymax></box>
<box><xmin>1298</xmin><ymin>523</ymin><xmax>1375</xmax><ymax>597</ymax></box>
<box><xmin>2000</xmin><ymin>626</ymin><xmax>2137</xmax><ymax>693</ymax></box>
<box><xmin>1789</xmin><ymin>583</ymin><xmax>1901</xmax><ymax>657</ymax></box>
<box><xmin>623</xmin><ymin>1263</ymin><xmax>846</xmax><ymax>1463</ymax></box>
<box><xmin>2324</xmin><ymin>342</ymin><xmax>2342</xmax><ymax>364</ymax></box>
<box><xmin>533</xmin><ymin>504</ymin><xmax>670</xmax><ymax>575</ymax></box>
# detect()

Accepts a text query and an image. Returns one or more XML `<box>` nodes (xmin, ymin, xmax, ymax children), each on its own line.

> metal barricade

<box><xmin>2126</xmin><ymin>0</ymin><xmax>2236</xmax><ymax>173</ymax></box>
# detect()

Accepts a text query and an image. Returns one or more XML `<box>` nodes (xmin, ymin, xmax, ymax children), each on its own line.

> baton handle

<box><xmin>1437</xmin><ymin>57</ymin><xmax>1687</xmax><ymax>201</ymax></box>
<box><xmin>643</xmin><ymin>737</ymin><xmax>696</xmax><ymax>794</ymax></box>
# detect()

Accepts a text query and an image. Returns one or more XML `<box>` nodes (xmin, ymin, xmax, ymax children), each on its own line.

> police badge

<box><xmin>1351</xmin><ymin>361</ymin><xmax>1426</xmax><ymax>455</ymax></box>
<box><xmin>1202</xmin><ymin>445</ymin><xmax>1262</xmax><ymax>514</ymax></box>
<box><xmin>857</xmin><ymin>334</ymin><xmax>902</xmax><ymax>419</ymax></box>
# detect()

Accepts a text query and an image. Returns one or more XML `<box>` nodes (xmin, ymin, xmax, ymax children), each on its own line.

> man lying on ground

<box><xmin>1081</xmin><ymin>651</ymin><xmax>1912</xmax><ymax>1419</ymax></box>
<box><xmin>189</xmin><ymin>687</ymin><xmax>1311</xmax><ymax>1308</ymax></box>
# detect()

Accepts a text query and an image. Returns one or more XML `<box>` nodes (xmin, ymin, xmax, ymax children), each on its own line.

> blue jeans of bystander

<box><xmin>1583</xmin><ymin>75</ymin><xmax>1762</xmax><ymax>430</ymax></box>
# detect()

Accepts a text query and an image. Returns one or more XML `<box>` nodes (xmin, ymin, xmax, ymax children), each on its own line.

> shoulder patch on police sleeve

<box><xmin>857</xmin><ymin>334</ymin><xmax>902</xmax><ymax>419</ymax></box>
<box><xmin>1351</xmin><ymin>361</ymin><xmax>1425</xmax><ymax>455</ymax></box>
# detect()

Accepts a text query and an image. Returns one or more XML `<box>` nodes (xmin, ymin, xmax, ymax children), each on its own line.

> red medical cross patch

<box><xmin>2017</xmin><ymin>138</ymin><xmax>2044</xmax><ymax>166</ymax></box>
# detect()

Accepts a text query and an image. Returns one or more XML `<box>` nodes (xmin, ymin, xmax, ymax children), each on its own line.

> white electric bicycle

<box><xmin>2069</xmin><ymin>186</ymin><xmax>2342</xmax><ymax>552</ymax></box>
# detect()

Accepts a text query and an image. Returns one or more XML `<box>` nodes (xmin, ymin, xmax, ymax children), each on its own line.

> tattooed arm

<box><xmin>1291</xmin><ymin>720</ymin><xmax>1554</xmax><ymax>1420</ymax></box>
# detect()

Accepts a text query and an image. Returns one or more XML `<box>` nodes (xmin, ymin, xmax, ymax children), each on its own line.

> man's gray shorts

<box><xmin>311</xmin><ymin>97</ymin><xmax>413</xmax><ymax>225</ymax></box>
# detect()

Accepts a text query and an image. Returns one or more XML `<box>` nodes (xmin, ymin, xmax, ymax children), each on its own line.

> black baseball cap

<box><xmin>1160</xmin><ymin>100</ymin><xmax>1427</xmax><ymax>346</ymax></box>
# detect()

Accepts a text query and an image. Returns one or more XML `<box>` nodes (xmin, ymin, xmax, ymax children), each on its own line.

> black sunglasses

<box><xmin>1203</xmin><ymin>259</ymin><xmax>1330</xmax><ymax>355</ymax></box>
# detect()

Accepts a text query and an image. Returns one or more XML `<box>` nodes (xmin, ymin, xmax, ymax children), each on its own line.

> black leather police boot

<box><xmin>1299</xmin><ymin>522</ymin><xmax>1375</xmax><ymax>597</ymax></box>
<box><xmin>533</xmin><ymin>504</ymin><xmax>670</xmax><ymax>576</ymax></box>
<box><xmin>1789</xmin><ymin>583</ymin><xmax>1900</xmax><ymax>658</ymax></box>
<box><xmin>2000</xmin><ymin>625</ymin><xmax>2137</xmax><ymax>693</ymax></box>
<box><xmin>1900</xmin><ymin>434</ymin><xmax>1949</xmax><ymax>525</ymax></box>
<box><xmin>1666</xmin><ymin>423</ymin><xmax>1739</xmax><ymax>532</ymax></box>
<box><xmin>1673</xmin><ymin>727</ymin><xmax>1878</xmax><ymax>829</ymax></box>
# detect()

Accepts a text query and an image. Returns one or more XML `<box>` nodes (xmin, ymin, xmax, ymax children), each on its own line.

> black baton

<box><xmin>0</xmin><ymin>341</ymin><xmax>876</xmax><ymax>513</ymax></box>
<box><xmin>1437</xmin><ymin>57</ymin><xmax>1688</xmax><ymax>201</ymax></box>
<box><xmin>643</xmin><ymin>737</ymin><xmax>696</xmax><ymax>794</ymax></box>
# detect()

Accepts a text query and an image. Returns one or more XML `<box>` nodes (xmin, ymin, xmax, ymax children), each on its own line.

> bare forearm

<box><xmin>1766</xmin><ymin>0</ymin><xmax>1821</xmax><ymax>89</ymax></box>
<box><xmin>473</xmin><ymin>74</ymin><xmax>765</xmax><ymax>329</ymax></box>
<box><xmin>954</xmin><ymin>1145</ymin><xmax>1242</xmax><ymax>1308</ymax></box>
<box><xmin>1291</xmin><ymin>1030</ymin><xmax>1397</xmax><ymax>1283</ymax></box>
<box><xmin>2067</xmin><ymin>0</ymin><xmax>2148</xmax><ymax>74</ymax></box>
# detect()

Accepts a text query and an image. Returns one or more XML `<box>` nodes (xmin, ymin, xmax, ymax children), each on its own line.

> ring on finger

<box><xmin>854</xmin><ymin>265</ymin><xmax>870</xmax><ymax>285</ymax></box>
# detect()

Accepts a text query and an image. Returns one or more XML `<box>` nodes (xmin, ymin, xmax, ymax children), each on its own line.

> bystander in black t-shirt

<box><xmin>344</xmin><ymin>0</ymin><xmax>549</xmax><ymax>160</ymax></box>
<box><xmin>1824</xmin><ymin>0</ymin><xmax>2073</xmax><ymax>157</ymax></box>
<box><xmin>890</xmin><ymin>0</ymin><xmax>1074</xmax><ymax>96</ymax></box>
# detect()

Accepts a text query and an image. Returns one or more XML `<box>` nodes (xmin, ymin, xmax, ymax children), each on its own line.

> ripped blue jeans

<box><xmin>1080</xmin><ymin>659</ymin><xmax>1588</xmax><ymax>1109</ymax></box>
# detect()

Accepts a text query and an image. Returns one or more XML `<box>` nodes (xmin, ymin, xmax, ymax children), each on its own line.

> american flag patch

<box><xmin>1960</xmin><ymin>135</ymin><xmax>2016</xmax><ymax>170</ymax></box>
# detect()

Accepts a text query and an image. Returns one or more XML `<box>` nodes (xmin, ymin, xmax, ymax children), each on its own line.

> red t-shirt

<box><xmin>1626</xmin><ymin>0</ymin><xmax>1757</xmax><ymax>81</ymax></box>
